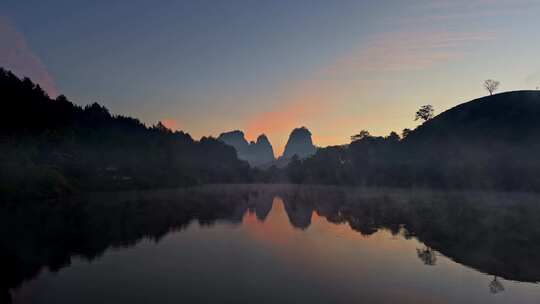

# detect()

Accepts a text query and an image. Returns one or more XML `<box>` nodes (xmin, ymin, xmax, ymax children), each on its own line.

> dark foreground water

<box><xmin>3</xmin><ymin>185</ymin><xmax>540</xmax><ymax>303</ymax></box>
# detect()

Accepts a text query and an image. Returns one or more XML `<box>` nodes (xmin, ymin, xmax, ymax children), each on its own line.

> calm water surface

<box><xmin>4</xmin><ymin>185</ymin><xmax>540</xmax><ymax>303</ymax></box>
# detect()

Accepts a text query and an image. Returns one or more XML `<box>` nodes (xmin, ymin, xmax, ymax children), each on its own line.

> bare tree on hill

<box><xmin>484</xmin><ymin>79</ymin><xmax>500</xmax><ymax>95</ymax></box>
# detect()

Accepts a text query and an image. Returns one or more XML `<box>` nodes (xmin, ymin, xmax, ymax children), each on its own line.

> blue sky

<box><xmin>2</xmin><ymin>0</ymin><xmax>540</xmax><ymax>154</ymax></box>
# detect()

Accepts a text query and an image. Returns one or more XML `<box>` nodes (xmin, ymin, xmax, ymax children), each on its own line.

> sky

<box><xmin>2</xmin><ymin>0</ymin><xmax>540</xmax><ymax>155</ymax></box>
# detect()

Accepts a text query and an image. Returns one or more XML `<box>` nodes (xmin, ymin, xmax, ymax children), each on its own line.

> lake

<box><xmin>3</xmin><ymin>184</ymin><xmax>540</xmax><ymax>303</ymax></box>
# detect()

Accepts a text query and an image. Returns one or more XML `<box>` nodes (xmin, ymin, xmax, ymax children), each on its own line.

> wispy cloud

<box><xmin>328</xmin><ymin>31</ymin><xmax>495</xmax><ymax>74</ymax></box>
<box><xmin>0</xmin><ymin>17</ymin><xmax>57</xmax><ymax>97</ymax></box>
<box><xmin>402</xmin><ymin>0</ymin><xmax>539</xmax><ymax>24</ymax></box>
<box><xmin>244</xmin><ymin>29</ymin><xmax>495</xmax><ymax>154</ymax></box>
<box><xmin>244</xmin><ymin>80</ymin><xmax>333</xmax><ymax>155</ymax></box>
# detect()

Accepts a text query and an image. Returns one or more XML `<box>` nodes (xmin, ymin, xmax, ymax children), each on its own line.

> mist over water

<box><xmin>4</xmin><ymin>185</ymin><xmax>540</xmax><ymax>304</ymax></box>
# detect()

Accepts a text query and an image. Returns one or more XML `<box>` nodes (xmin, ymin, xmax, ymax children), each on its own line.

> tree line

<box><xmin>284</xmin><ymin>81</ymin><xmax>540</xmax><ymax>191</ymax></box>
<box><xmin>0</xmin><ymin>68</ymin><xmax>252</xmax><ymax>201</ymax></box>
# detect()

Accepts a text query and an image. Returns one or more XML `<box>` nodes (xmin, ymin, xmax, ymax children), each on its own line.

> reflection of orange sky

<box><xmin>242</xmin><ymin>197</ymin><xmax>420</xmax><ymax>258</ymax></box>
<box><xmin>242</xmin><ymin>197</ymin><xmax>305</xmax><ymax>248</ymax></box>
<box><xmin>238</xmin><ymin>197</ymin><xmax>450</xmax><ymax>303</ymax></box>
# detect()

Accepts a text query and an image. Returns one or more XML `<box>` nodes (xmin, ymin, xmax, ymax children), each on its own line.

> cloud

<box><xmin>402</xmin><ymin>0</ymin><xmax>538</xmax><ymax>24</ymax></box>
<box><xmin>0</xmin><ymin>17</ymin><xmax>58</xmax><ymax>97</ymax></box>
<box><xmin>328</xmin><ymin>31</ymin><xmax>495</xmax><ymax>74</ymax></box>
<box><xmin>244</xmin><ymin>78</ymin><xmax>339</xmax><ymax>155</ymax></box>
<box><xmin>244</xmin><ymin>30</ymin><xmax>495</xmax><ymax>155</ymax></box>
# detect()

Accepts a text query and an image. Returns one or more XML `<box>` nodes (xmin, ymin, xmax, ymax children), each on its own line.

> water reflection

<box><xmin>2</xmin><ymin>185</ymin><xmax>540</xmax><ymax>303</ymax></box>
<box><xmin>417</xmin><ymin>247</ymin><xmax>437</xmax><ymax>266</ymax></box>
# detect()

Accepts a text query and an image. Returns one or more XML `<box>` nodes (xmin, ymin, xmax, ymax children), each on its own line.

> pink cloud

<box><xmin>244</xmin><ymin>80</ymin><xmax>332</xmax><ymax>155</ymax></box>
<box><xmin>244</xmin><ymin>30</ymin><xmax>495</xmax><ymax>154</ymax></box>
<box><xmin>328</xmin><ymin>31</ymin><xmax>495</xmax><ymax>74</ymax></box>
<box><xmin>0</xmin><ymin>17</ymin><xmax>58</xmax><ymax>97</ymax></box>
<box><xmin>401</xmin><ymin>0</ymin><xmax>538</xmax><ymax>24</ymax></box>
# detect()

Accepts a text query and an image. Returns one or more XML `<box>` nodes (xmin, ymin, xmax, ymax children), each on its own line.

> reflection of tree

<box><xmin>5</xmin><ymin>184</ymin><xmax>540</xmax><ymax>302</ymax></box>
<box><xmin>416</xmin><ymin>247</ymin><xmax>437</xmax><ymax>266</ymax></box>
<box><xmin>489</xmin><ymin>276</ymin><xmax>505</xmax><ymax>294</ymax></box>
<box><xmin>348</xmin><ymin>216</ymin><xmax>377</xmax><ymax>236</ymax></box>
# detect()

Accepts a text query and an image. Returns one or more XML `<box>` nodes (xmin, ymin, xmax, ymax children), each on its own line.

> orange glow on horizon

<box><xmin>161</xmin><ymin>118</ymin><xmax>180</xmax><ymax>131</ymax></box>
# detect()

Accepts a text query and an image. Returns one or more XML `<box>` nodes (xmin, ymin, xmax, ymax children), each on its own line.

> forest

<box><xmin>3</xmin><ymin>67</ymin><xmax>540</xmax><ymax>202</ymax></box>
<box><xmin>0</xmin><ymin>68</ymin><xmax>252</xmax><ymax>201</ymax></box>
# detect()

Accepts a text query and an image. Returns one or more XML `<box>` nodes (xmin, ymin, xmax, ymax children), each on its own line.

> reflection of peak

<box><xmin>282</xmin><ymin>199</ymin><xmax>313</xmax><ymax>229</ymax></box>
<box><xmin>218</xmin><ymin>130</ymin><xmax>275</xmax><ymax>167</ymax></box>
<box><xmin>282</xmin><ymin>126</ymin><xmax>316</xmax><ymax>159</ymax></box>
<box><xmin>250</xmin><ymin>193</ymin><xmax>274</xmax><ymax>221</ymax></box>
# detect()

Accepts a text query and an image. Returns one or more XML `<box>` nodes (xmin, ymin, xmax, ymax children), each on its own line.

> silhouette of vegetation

<box><xmin>0</xmin><ymin>68</ymin><xmax>252</xmax><ymax>201</ymax></box>
<box><xmin>484</xmin><ymin>79</ymin><xmax>500</xmax><ymax>95</ymax></box>
<box><xmin>3</xmin><ymin>185</ymin><xmax>540</xmax><ymax>302</ymax></box>
<box><xmin>489</xmin><ymin>276</ymin><xmax>505</xmax><ymax>294</ymax></box>
<box><xmin>283</xmin><ymin>91</ymin><xmax>540</xmax><ymax>192</ymax></box>
<box><xmin>3</xmin><ymin>67</ymin><xmax>540</xmax><ymax>195</ymax></box>
<box><xmin>350</xmin><ymin>130</ymin><xmax>371</xmax><ymax>142</ymax></box>
<box><xmin>417</xmin><ymin>247</ymin><xmax>437</xmax><ymax>266</ymax></box>
<box><xmin>401</xmin><ymin>128</ymin><xmax>412</xmax><ymax>139</ymax></box>
<box><xmin>414</xmin><ymin>104</ymin><xmax>434</xmax><ymax>122</ymax></box>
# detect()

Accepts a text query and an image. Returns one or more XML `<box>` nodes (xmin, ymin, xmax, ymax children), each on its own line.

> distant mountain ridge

<box><xmin>219</xmin><ymin>127</ymin><xmax>317</xmax><ymax>167</ymax></box>
<box><xmin>282</xmin><ymin>127</ymin><xmax>317</xmax><ymax>159</ymax></box>
<box><xmin>218</xmin><ymin>131</ymin><xmax>274</xmax><ymax>167</ymax></box>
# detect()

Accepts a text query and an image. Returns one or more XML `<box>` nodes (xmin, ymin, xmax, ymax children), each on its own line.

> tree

<box><xmin>386</xmin><ymin>131</ymin><xmax>400</xmax><ymax>142</ymax></box>
<box><xmin>484</xmin><ymin>79</ymin><xmax>500</xmax><ymax>95</ymax></box>
<box><xmin>415</xmin><ymin>105</ymin><xmax>434</xmax><ymax>122</ymax></box>
<box><xmin>489</xmin><ymin>276</ymin><xmax>504</xmax><ymax>294</ymax></box>
<box><xmin>416</xmin><ymin>247</ymin><xmax>437</xmax><ymax>266</ymax></box>
<box><xmin>402</xmin><ymin>128</ymin><xmax>412</xmax><ymax>139</ymax></box>
<box><xmin>350</xmin><ymin>130</ymin><xmax>371</xmax><ymax>142</ymax></box>
<box><xmin>154</xmin><ymin>121</ymin><xmax>172</xmax><ymax>133</ymax></box>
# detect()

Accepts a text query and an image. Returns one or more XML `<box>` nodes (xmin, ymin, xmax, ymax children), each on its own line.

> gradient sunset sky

<box><xmin>2</xmin><ymin>0</ymin><xmax>540</xmax><ymax>155</ymax></box>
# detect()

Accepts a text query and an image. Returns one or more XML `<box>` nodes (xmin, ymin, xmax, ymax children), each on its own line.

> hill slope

<box><xmin>287</xmin><ymin>91</ymin><xmax>540</xmax><ymax>191</ymax></box>
<box><xmin>406</xmin><ymin>91</ymin><xmax>540</xmax><ymax>147</ymax></box>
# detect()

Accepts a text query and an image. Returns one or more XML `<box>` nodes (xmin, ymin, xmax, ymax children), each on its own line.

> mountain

<box><xmin>217</xmin><ymin>130</ymin><xmax>250</xmax><ymax>156</ymax></box>
<box><xmin>252</xmin><ymin>134</ymin><xmax>275</xmax><ymax>165</ymax></box>
<box><xmin>218</xmin><ymin>131</ymin><xmax>275</xmax><ymax>167</ymax></box>
<box><xmin>282</xmin><ymin>127</ymin><xmax>316</xmax><ymax>159</ymax></box>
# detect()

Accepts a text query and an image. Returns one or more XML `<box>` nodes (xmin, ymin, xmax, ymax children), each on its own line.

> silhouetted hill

<box><xmin>0</xmin><ymin>68</ymin><xmax>251</xmax><ymax>201</ymax></box>
<box><xmin>218</xmin><ymin>131</ymin><xmax>275</xmax><ymax>167</ymax></box>
<box><xmin>405</xmin><ymin>91</ymin><xmax>540</xmax><ymax>147</ymax></box>
<box><xmin>286</xmin><ymin>92</ymin><xmax>540</xmax><ymax>191</ymax></box>
<box><xmin>282</xmin><ymin>127</ymin><xmax>316</xmax><ymax>159</ymax></box>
